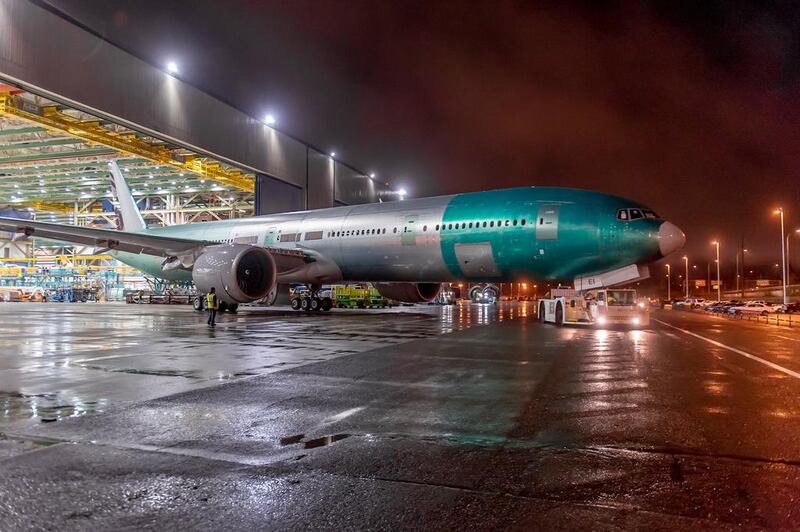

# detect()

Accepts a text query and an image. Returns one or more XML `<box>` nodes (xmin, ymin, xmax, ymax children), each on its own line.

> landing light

<box><xmin>166</xmin><ymin>61</ymin><xmax>179</xmax><ymax>74</ymax></box>
<box><xmin>597</xmin><ymin>317</ymin><xmax>607</xmax><ymax>325</ymax></box>
<box><xmin>632</xmin><ymin>318</ymin><xmax>641</xmax><ymax>325</ymax></box>
<box><xmin>330</xmin><ymin>151</ymin><xmax>336</xmax><ymax>158</ymax></box>
<box><xmin>264</xmin><ymin>114</ymin><xmax>276</xmax><ymax>125</ymax></box>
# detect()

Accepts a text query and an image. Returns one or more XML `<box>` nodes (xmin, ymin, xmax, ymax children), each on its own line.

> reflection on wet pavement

<box><xmin>0</xmin><ymin>302</ymin><xmax>521</xmax><ymax>426</ymax></box>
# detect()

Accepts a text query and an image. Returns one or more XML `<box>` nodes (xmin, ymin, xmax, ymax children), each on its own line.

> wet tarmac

<box><xmin>1</xmin><ymin>302</ymin><xmax>800</xmax><ymax>529</ymax></box>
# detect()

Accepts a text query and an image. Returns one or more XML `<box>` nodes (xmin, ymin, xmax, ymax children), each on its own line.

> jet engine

<box><xmin>373</xmin><ymin>282</ymin><xmax>441</xmax><ymax>303</ymax></box>
<box><xmin>192</xmin><ymin>245</ymin><xmax>277</xmax><ymax>303</ymax></box>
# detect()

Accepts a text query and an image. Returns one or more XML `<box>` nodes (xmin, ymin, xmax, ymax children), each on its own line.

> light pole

<box><xmin>711</xmin><ymin>241</ymin><xmax>721</xmax><ymax>302</ymax></box>
<box><xmin>774</xmin><ymin>208</ymin><xmax>788</xmax><ymax>305</ymax></box>
<box><xmin>666</xmin><ymin>264</ymin><xmax>671</xmax><ymax>300</ymax></box>
<box><xmin>735</xmin><ymin>249</ymin><xmax>748</xmax><ymax>294</ymax></box>
<box><xmin>683</xmin><ymin>256</ymin><xmax>689</xmax><ymax>298</ymax></box>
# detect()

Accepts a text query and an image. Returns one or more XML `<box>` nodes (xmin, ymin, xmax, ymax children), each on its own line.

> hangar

<box><xmin>0</xmin><ymin>0</ymin><xmax>394</xmax><ymax>289</ymax></box>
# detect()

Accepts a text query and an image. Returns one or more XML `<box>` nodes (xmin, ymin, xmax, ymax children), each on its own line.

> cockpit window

<box><xmin>617</xmin><ymin>207</ymin><xmax>660</xmax><ymax>222</ymax></box>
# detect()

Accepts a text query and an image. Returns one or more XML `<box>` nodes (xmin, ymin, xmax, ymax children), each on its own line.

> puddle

<box><xmin>0</xmin><ymin>390</ymin><xmax>106</xmax><ymax>423</ymax></box>
<box><xmin>304</xmin><ymin>434</ymin><xmax>350</xmax><ymax>449</ymax></box>
<box><xmin>279</xmin><ymin>434</ymin><xmax>305</xmax><ymax>445</ymax></box>
<box><xmin>278</xmin><ymin>433</ymin><xmax>350</xmax><ymax>449</ymax></box>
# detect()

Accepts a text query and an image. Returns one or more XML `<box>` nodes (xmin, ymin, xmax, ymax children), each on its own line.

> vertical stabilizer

<box><xmin>108</xmin><ymin>161</ymin><xmax>146</xmax><ymax>232</ymax></box>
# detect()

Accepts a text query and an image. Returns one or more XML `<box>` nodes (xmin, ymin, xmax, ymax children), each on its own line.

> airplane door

<box><xmin>401</xmin><ymin>215</ymin><xmax>418</xmax><ymax>246</ymax></box>
<box><xmin>264</xmin><ymin>226</ymin><xmax>278</xmax><ymax>246</ymax></box>
<box><xmin>536</xmin><ymin>205</ymin><xmax>560</xmax><ymax>240</ymax></box>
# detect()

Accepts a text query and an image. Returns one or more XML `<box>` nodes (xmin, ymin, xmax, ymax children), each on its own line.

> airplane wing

<box><xmin>0</xmin><ymin>216</ymin><xmax>309</xmax><ymax>269</ymax></box>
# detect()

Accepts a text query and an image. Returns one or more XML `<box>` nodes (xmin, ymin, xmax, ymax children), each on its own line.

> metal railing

<box><xmin>125</xmin><ymin>293</ymin><xmax>194</xmax><ymax>305</ymax></box>
<box><xmin>672</xmin><ymin>306</ymin><xmax>795</xmax><ymax>328</ymax></box>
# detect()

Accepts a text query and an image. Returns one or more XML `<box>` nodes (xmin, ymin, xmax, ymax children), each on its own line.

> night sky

<box><xmin>45</xmin><ymin>0</ymin><xmax>800</xmax><ymax>270</ymax></box>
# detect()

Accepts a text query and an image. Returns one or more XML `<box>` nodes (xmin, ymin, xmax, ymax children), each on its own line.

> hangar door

<box><xmin>255</xmin><ymin>173</ymin><xmax>304</xmax><ymax>215</ymax></box>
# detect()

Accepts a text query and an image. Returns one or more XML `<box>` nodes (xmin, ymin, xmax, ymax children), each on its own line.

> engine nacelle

<box><xmin>192</xmin><ymin>245</ymin><xmax>277</xmax><ymax>303</ymax></box>
<box><xmin>373</xmin><ymin>282</ymin><xmax>441</xmax><ymax>303</ymax></box>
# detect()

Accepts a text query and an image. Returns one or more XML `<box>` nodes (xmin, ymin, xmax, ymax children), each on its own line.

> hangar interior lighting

<box><xmin>330</xmin><ymin>151</ymin><xmax>336</xmax><ymax>158</ymax></box>
<box><xmin>264</xmin><ymin>114</ymin><xmax>276</xmax><ymax>125</ymax></box>
<box><xmin>166</xmin><ymin>61</ymin><xmax>179</xmax><ymax>74</ymax></box>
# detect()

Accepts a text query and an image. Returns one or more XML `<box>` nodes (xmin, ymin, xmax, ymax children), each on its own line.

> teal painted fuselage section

<box><xmin>439</xmin><ymin>188</ymin><xmax>662</xmax><ymax>281</ymax></box>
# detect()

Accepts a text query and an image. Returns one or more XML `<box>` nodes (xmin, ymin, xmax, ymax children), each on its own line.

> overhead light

<box><xmin>166</xmin><ymin>61</ymin><xmax>179</xmax><ymax>74</ymax></box>
<box><xmin>330</xmin><ymin>151</ymin><xmax>336</xmax><ymax>158</ymax></box>
<box><xmin>369</xmin><ymin>173</ymin><xmax>376</xmax><ymax>178</ymax></box>
<box><xmin>264</xmin><ymin>114</ymin><xmax>276</xmax><ymax>125</ymax></box>
<box><xmin>398</xmin><ymin>188</ymin><xmax>407</xmax><ymax>197</ymax></box>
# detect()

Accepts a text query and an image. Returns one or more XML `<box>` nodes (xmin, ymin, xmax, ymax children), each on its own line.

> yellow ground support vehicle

<box><xmin>332</xmin><ymin>285</ymin><xmax>389</xmax><ymax>309</ymax></box>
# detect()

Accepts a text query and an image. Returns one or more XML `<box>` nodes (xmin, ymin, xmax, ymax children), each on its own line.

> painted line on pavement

<box><xmin>774</xmin><ymin>334</ymin><xmax>800</xmax><ymax>343</ymax></box>
<box><xmin>654</xmin><ymin>319</ymin><xmax>800</xmax><ymax>379</ymax></box>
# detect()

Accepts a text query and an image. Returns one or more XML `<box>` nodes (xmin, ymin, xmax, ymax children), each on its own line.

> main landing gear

<box><xmin>289</xmin><ymin>285</ymin><xmax>333</xmax><ymax>312</ymax></box>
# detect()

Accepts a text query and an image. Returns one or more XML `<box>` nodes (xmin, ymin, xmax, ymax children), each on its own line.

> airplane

<box><xmin>0</xmin><ymin>162</ymin><xmax>685</xmax><ymax>312</ymax></box>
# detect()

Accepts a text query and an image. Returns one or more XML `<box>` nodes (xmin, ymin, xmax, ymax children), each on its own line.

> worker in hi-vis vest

<box><xmin>206</xmin><ymin>287</ymin><xmax>219</xmax><ymax>327</ymax></box>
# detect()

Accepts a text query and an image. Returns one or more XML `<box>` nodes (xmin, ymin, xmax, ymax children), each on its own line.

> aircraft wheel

<box><xmin>539</xmin><ymin>302</ymin><xmax>546</xmax><ymax>323</ymax></box>
<box><xmin>321</xmin><ymin>297</ymin><xmax>333</xmax><ymax>311</ymax></box>
<box><xmin>310</xmin><ymin>297</ymin><xmax>322</xmax><ymax>311</ymax></box>
<box><xmin>228</xmin><ymin>303</ymin><xmax>239</xmax><ymax>313</ymax></box>
<box><xmin>555</xmin><ymin>303</ymin><xmax>564</xmax><ymax>327</ymax></box>
<box><xmin>290</xmin><ymin>297</ymin><xmax>302</xmax><ymax>311</ymax></box>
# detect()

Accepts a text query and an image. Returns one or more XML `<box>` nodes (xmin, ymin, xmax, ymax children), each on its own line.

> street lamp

<box><xmin>665</xmin><ymin>264</ymin><xmax>671</xmax><ymax>300</ymax></box>
<box><xmin>774</xmin><ymin>208</ymin><xmax>788</xmax><ymax>305</ymax></box>
<box><xmin>711</xmin><ymin>241</ymin><xmax>721</xmax><ymax>302</ymax></box>
<box><xmin>682</xmin><ymin>256</ymin><xmax>689</xmax><ymax>298</ymax></box>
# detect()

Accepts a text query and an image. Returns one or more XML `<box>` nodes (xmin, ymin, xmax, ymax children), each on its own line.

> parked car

<box><xmin>706</xmin><ymin>301</ymin><xmax>734</xmax><ymax>313</ymax></box>
<box><xmin>729</xmin><ymin>302</ymin><xmax>778</xmax><ymax>316</ymax></box>
<box><xmin>776</xmin><ymin>302</ymin><xmax>800</xmax><ymax>314</ymax></box>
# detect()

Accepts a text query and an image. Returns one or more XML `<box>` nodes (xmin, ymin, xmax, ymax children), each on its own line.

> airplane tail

<box><xmin>108</xmin><ymin>161</ymin><xmax>146</xmax><ymax>232</ymax></box>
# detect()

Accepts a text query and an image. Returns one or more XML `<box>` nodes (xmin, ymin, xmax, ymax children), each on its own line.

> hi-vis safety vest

<box><xmin>206</xmin><ymin>292</ymin><xmax>218</xmax><ymax>310</ymax></box>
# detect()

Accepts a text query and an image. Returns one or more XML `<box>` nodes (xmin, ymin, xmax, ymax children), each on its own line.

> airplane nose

<box><xmin>658</xmin><ymin>221</ymin><xmax>686</xmax><ymax>257</ymax></box>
